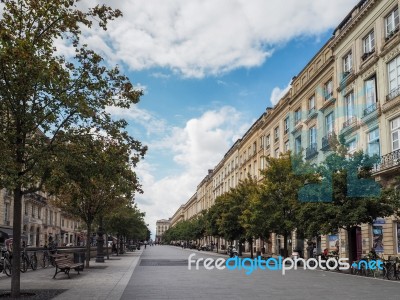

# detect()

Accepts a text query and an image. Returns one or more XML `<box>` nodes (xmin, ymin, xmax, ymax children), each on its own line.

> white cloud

<box><xmin>270</xmin><ymin>81</ymin><xmax>292</xmax><ymax>106</ymax></box>
<box><xmin>133</xmin><ymin>106</ymin><xmax>250</xmax><ymax>236</ymax></box>
<box><xmin>106</xmin><ymin>105</ymin><xmax>166</xmax><ymax>135</ymax></box>
<box><xmin>76</xmin><ymin>0</ymin><xmax>358</xmax><ymax>78</ymax></box>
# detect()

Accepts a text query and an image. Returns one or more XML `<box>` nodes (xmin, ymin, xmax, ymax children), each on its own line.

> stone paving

<box><xmin>121</xmin><ymin>245</ymin><xmax>400</xmax><ymax>300</ymax></box>
<box><xmin>0</xmin><ymin>249</ymin><xmax>142</xmax><ymax>299</ymax></box>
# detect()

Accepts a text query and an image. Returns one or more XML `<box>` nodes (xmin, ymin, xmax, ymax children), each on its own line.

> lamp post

<box><xmin>95</xmin><ymin>217</ymin><xmax>105</xmax><ymax>263</ymax></box>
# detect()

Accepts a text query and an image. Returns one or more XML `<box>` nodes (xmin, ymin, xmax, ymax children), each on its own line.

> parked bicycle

<box><xmin>0</xmin><ymin>247</ymin><xmax>11</xmax><ymax>277</ymax></box>
<box><xmin>21</xmin><ymin>247</ymin><xmax>38</xmax><ymax>271</ymax></box>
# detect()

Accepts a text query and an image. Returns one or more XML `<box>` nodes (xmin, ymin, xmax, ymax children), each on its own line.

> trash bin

<box><xmin>73</xmin><ymin>252</ymin><xmax>85</xmax><ymax>270</ymax></box>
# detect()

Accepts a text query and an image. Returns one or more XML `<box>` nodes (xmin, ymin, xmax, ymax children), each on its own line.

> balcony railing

<box><xmin>361</xmin><ymin>50</ymin><xmax>375</xmax><ymax>61</ymax></box>
<box><xmin>343</xmin><ymin>116</ymin><xmax>357</xmax><ymax>129</ymax></box>
<box><xmin>321</xmin><ymin>132</ymin><xmax>336</xmax><ymax>151</ymax></box>
<box><xmin>385</xmin><ymin>25</ymin><xmax>399</xmax><ymax>42</ymax></box>
<box><xmin>363</xmin><ymin>102</ymin><xmax>378</xmax><ymax>116</ymax></box>
<box><xmin>305</xmin><ymin>143</ymin><xmax>318</xmax><ymax>160</ymax></box>
<box><xmin>373</xmin><ymin>149</ymin><xmax>400</xmax><ymax>173</ymax></box>
<box><xmin>25</xmin><ymin>192</ymin><xmax>47</xmax><ymax>205</ymax></box>
<box><xmin>387</xmin><ymin>86</ymin><xmax>400</xmax><ymax>102</ymax></box>
<box><xmin>324</xmin><ymin>92</ymin><xmax>333</xmax><ymax>101</ymax></box>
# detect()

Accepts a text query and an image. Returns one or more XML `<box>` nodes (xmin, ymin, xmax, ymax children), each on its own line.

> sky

<box><xmin>73</xmin><ymin>0</ymin><xmax>360</xmax><ymax>238</ymax></box>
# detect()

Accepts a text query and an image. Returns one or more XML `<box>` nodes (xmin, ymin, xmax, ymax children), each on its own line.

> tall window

<box><xmin>266</xmin><ymin>135</ymin><xmax>270</xmax><ymax>148</ymax></box>
<box><xmin>325</xmin><ymin>112</ymin><xmax>334</xmax><ymax>133</ymax></box>
<box><xmin>308</xmin><ymin>95</ymin><xmax>315</xmax><ymax>113</ymax></box>
<box><xmin>274</xmin><ymin>126</ymin><xmax>279</xmax><ymax>142</ymax></box>
<box><xmin>284</xmin><ymin>117</ymin><xmax>289</xmax><ymax>134</ymax></box>
<box><xmin>275</xmin><ymin>148</ymin><xmax>279</xmax><ymax>157</ymax></box>
<box><xmin>347</xmin><ymin>139</ymin><xmax>357</xmax><ymax>154</ymax></box>
<box><xmin>309</xmin><ymin>126</ymin><xmax>317</xmax><ymax>146</ymax></box>
<box><xmin>365</xmin><ymin>76</ymin><xmax>377</xmax><ymax>108</ymax></box>
<box><xmin>295</xmin><ymin>136</ymin><xmax>302</xmax><ymax>154</ymax></box>
<box><xmin>391</xmin><ymin>116</ymin><xmax>400</xmax><ymax>151</ymax></box>
<box><xmin>385</xmin><ymin>7</ymin><xmax>399</xmax><ymax>38</ymax></box>
<box><xmin>260</xmin><ymin>136</ymin><xmax>264</xmax><ymax>149</ymax></box>
<box><xmin>343</xmin><ymin>52</ymin><xmax>352</xmax><ymax>74</ymax></box>
<box><xmin>368</xmin><ymin>128</ymin><xmax>380</xmax><ymax>156</ymax></box>
<box><xmin>285</xmin><ymin>141</ymin><xmax>289</xmax><ymax>152</ymax></box>
<box><xmin>324</xmin><ymin>79</ymin><xmax>333</xmax><ymax>100</ymax></box>
<box><xmin>5</xmin><ymin>203</ymin><xmax>9</xmax><ymax>224</ymax></box>
<box><xmin>253</xmin><ymin>141</ymin><xmax>257</xmax><ymax>154</ymax></box>
<box><xmin>294</xmin><ymin>108</ymin><xmax>301</xmax><ymax>124</ymax></box>
<box><xmin>345</xmin><ymin>92</ymin><xmax>355</xmax><ymax>121</ymax></box>
<box><xmin>363</xmin><ymin>30</ymin><xmax>375</xmax><ymax>54</ymax></box>
<box><xmin>388</xmin><ymin>56</ymin><xmax>400</xmax><ymax>96</ymax></box>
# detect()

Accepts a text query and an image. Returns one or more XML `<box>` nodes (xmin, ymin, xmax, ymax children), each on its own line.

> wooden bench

<box><xmin>53</xmin><ymin>255</ymin><xmax>84</xmax><ymax>279</ymax></box>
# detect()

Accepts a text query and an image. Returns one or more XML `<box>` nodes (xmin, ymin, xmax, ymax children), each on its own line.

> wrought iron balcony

<box><xmin>321</xmin><ymin>132</ymin><xmax>336</xmax><ymax>151</ymax></box>
<box><xmin>343</xmin><ymin>116</ymin><xmax>358</xmax><ymax>129</ymax></box>
<box><xmin>363</xmin><ymin>102</ymin><xmax>378</xmax><ymax>116</ymax></box>
<box><xmin>387</xmin><ymin>86</ymin><xmax>400</xmax><ymax>102</ymax></box>
<box><xmin>324</xmin><ymin>92</ymin><xmax>333</xmax><ymax>101</ymax></box>
<box><xmin>361</xmin><ymin>50</ymin><xmax>375</xmax><ymax>61</ymax></box>
<box><xmin>305</xmin><ymin>143</ymin><xmax>318</xmax><ymax>160</ymax></box>
<box><xmin>373</xmin><ymin>149</ymin><xmax>400</xmax><ymax>173</ymax></box>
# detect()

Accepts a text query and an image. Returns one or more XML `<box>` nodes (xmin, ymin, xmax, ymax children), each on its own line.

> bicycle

<box><xmin>0</xmin><ymin>248</ymin><xmax>11</xmax><ymax>277</ymax></box>
<box><xmin>386</xmin><ymin>256</ymin><xmax>400</xmax><ymax>280</ymax></box>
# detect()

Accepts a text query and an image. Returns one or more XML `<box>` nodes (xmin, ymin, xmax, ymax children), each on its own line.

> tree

<box><xmin>104</xmin><ymin>204</ymin><xmax>148</xmax><ymax>251</ymax></box>
<box><xmin>300</xmin><ymin>148</ymin><xmax>395</xmax><ymax>263</ymax></box>
<box><xmin>0</xmin><ymin>1</ymin><xmax>145</xmax><ymax>296</ymax></box>
<box><xmin>259</xmin><ymin>152</ymin><xmax>311</xmax><ymax>257</ymax></box>
<box><xmin>236</xmin><ymin>176</ymin><xmax>262</xmax><ymax>258</ymax></box>
<box><xmin>49</xmin><ymin>135</ymin><xmax>141</xmax><ymax>267</ymax></box>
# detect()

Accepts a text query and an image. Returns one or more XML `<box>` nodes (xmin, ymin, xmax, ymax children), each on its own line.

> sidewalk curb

<box><xmin>106</xmin><ymin>250</ymin><xmax>144</xmax><ymax>300</ymax></box>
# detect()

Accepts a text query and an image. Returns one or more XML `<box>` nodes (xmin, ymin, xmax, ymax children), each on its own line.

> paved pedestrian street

<box><xmin>122</xmin><ymin>246</ymin><xmax>400</xmax><ymax>300</ymax></box>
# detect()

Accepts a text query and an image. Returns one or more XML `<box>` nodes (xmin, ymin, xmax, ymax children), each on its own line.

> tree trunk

<box><xmin>85</xmin><ymin>223</ymin><xmax>92</xmax><ymax>268</ymax></box>
<box><xmin>283</xmin><ymin>232</ymin><xmax>288</xmax><ymax>258</ymax></box>
<box><xmin>11</xmin><ymin>186</ymin><xmax>23</xmax><ymax>298</ymax></box>
<box><xmin>116</xmin><ymin>234</ymin><xmax>119</xmax><ymax>256</ymax></box>
<box><xmin>347</xmin><ymin>228</ymin><xmax>354</xmax><ymax>266</ymax></box>
<box><xmin>250</xmin><ymin>239</ymin><xmax>254</xmax><ymax>259</ymax></box>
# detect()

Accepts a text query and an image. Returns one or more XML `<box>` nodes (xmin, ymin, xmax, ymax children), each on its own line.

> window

<box><xmin>367</xmin><ymin>128</ymin><xmax>380</xmax><ymax>156</ymax></box>
<box><xmin>324</xmin><ymin>79</ymin><xmax>333</xmax><ymax>100</ymax></box>
<box><xmin>391</xmin><ymin>116</ymin><xmax>400</xmax><ymax>151</ymax></box>
<box><xmin>385</xmin><ymin>7</ymin><xmax>399</xmax><ymax>38</ymax></box>
<box><xmin>253</xmin><ymin>141</ymin><xmax>257</xmax><ymax>154</ymax></box>
<box><xmin>309</xmin><ymin>127</ymin><xmax>317</xmax><ymax>146</ymax></box>
<box><xmin>284</xmin><ymin>117</ymin><xmax>289</xmax><ymax>134</ymax></box>
<box><xmin>266</xmin><ymin>135</ymin><xmax>270</xmax><ymax>149</ymax></box>
<box><xmin>365</xmin><ymin>76</ymin><xmax>377</xmax><ymax>108</ymax></box>
<box><xmin>275</xmin><ymin>148</ymin><xmax>279</xmax><ymax>157</ymax></box>
<box><xmin>347</xmin><ymin>139</ymin><xmax>357</xmax><ymax>154</ymax></box>
<box><xmin>308</xmin><ymin>95</ymin><xmax>315</xmax><ymax>113</ymax></box>
<box><xmin>363</xmin><ymin>30</ymin><xmax>375</xmax><ymax>54</ymax></box>
<box><xmin>388</xmin><ymin>56</ymin><xmax>400</xmax><ymax>97</ymax></box>
<box><xmin>295</xmin><ymin>136</ymin><xmax>302</xmax><ymax>154</ymax></box>
<box><xmin>285</xmin><ymin>141</ymin><xmax>289</xmax><ymax>152</ymax></box>
<box><xmin>294</xmin><ymin>108</ymin><xmax>301</xmax><ymax>125</ymax></box>
<box><xmin>325</xmin><ymin>112</ymin><xmax>334</xmax><ymax>133</ymax></box>
<box><xmin>260</xmin><ymin>157</ymin><xmax>265</xmax><ymax>170</ymax></box>
<box><xmin>5</xmin><ymin>203</ymin><xmax>9</xmax><ymax>224</ymax></box>
<box><xmin>32</xmin><ymin>205</ymin><xmax>35</xmax><ymax>218</ymax></box>
<box><xmin>38</xmin><ymin>208</ymin><xmax>41</xmax><ymax>219</ymax></box>
<box><xmin>343</xmin><ymin>52</ymin><xmax>352</xmax><ymax>74</ymax></box>
<box><xmin>25</xmin><ymin>203</ymin><xmax>28</xmax><ymax>215</ymax></box>
<box><xmin>274</xmin><ymin>126</ymin><xmax>279</xmax><ymax>142</ymax></box>
<box><xmin>260</xmin><ymin>136</ymin><xmax>264</xmax><ymax>149</ymax></box>
<box><xmin>345</xmin><ymin>92</ymin><xmax>355</xmax><ymax>121</ymax></box>
<box><xmin>397</xmin><ymin>223</ymin><xmax>400</xmax><ymax>254</ymax></box>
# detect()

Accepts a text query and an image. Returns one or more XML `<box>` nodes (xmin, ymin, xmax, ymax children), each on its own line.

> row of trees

<box><xmin>164</xmin><ymin>141</ymin><xmax>400</xmax><ymax>260</ymax></box>
<box><xmin>0</xmin><ymin>1</ymin><xmax>148</xmax><ymax>296</ymax></box>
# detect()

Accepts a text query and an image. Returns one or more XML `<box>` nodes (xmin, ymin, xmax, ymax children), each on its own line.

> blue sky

<box><xmin>80</xmin><ymin>0</ymin><xmax>360</xmax><ymax>237</ymax></box>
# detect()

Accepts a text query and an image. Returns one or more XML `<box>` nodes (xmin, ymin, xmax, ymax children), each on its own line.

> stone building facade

<box><xmin>166</xmin><ymin>0</ymin><xmax>400</xmax><ymax>259</ymax></box>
